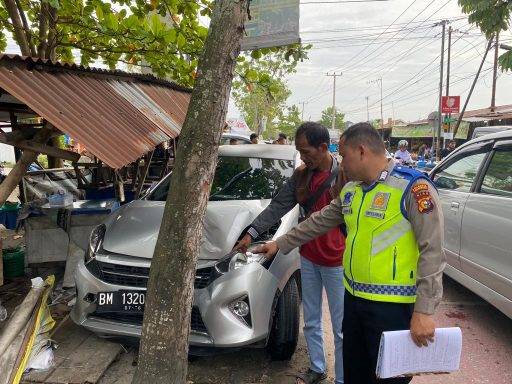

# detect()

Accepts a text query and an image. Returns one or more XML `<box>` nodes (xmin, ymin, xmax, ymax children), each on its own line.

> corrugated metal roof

<box><xmin>0</xmin><ymin>54</ymin><xmax>191</xmax><ymax>169</ymax></box>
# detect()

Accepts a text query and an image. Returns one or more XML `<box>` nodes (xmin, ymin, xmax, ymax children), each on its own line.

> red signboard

<box><xmin>442</xmin><ymin>96</ymin><xmax>460</xmax><ymax>113</ymax></box>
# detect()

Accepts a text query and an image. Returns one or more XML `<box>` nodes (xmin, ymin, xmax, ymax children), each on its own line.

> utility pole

<box><xmin>326</xmin><ymin>72</ymin><xmax>342</xmax><ymax>130</ymax></box>
<box><xmin>300</xmin><ymin>101</ymin><xmax>307</xmax><ymax>121</ymax></box>
<box><xmin>445</xmin><ymin>26</ymin><xmax>452</xmax><ymax>137</ymax></box>
<box><xmin>365</xmin><ymin>96</ymin><xmax>370</xmax><ymax>122</ymax></box>
<box><xmin>453</xmin><ymin>38</ymin><xmax>494</xmax><ymax>137</ymax></box>
<box><xmin>491</xmin><ymin>32</ymin><xmax>499</xmax><ymax>113</ymax></box>
<box><xmin>368</xmin><ymin>77</ymin><xmax>383</xmax><ymax>134</ymax></box>
<box><xmin>436</xmin><ymin>20</ymin><xmax>447</xmax><ymax>161</ymax></box>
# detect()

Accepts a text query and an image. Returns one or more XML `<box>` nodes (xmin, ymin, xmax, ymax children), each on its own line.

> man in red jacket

<box><xmin>235</xmin><ymin>122</ymin><xmax>346</xmax><ymax>384</ymax></box>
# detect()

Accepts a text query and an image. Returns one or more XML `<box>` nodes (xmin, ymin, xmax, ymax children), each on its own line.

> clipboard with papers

<box><xmin>376</xmin><ymin>327</ymin><xmax>462</xmax><ymax>378</ymax></box>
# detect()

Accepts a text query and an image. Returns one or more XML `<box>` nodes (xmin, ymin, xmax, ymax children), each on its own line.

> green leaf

<box><xmin>251</xmin><ymin>50</ymin><xmax>262</xmax><ymax>59</ymax></box>
<box><xmin>499</xmin><ymin>51</ymin><xmax>512</xmax><ymax>71</ymax></box>
<box><xmin>104</xmin><ymin>13</ymin><xmax>118</xmax><ymax>31</ymax></box>
<box><xmin>47</xmin><ymin>0</ymin><xmax>60</xmax><ymax>9</ymax></box>
<box><xmin>95</xmin><ymin>6</ymin><xmax>104</xmax><ymax>20</ymax></box>
<box><xmin>245</xmin><ymin>69</ymin><xmax>259</xmax><ymax>82</ymax></box>
<box><xmin>149</xmin><ymin>13</ymin><xmax>163</xmax><ymax>37</ymax></box>
<box><xmin>164</xmin><ymin>28</ymin><xmax>177</xmax><ymax>44</ymax></box>
<box><xmin>176</xmin><ymin>32</ymin><xmax>186</xmax><ymax>49</ymax></box>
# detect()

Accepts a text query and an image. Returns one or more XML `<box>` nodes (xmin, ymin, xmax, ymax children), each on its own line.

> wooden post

<box><xmin>0</xmin><ymin>127</ymin><xmax>53</xmax><ymax>206</ymax></box>
<box><xmin>135</xmin><ymin>151</ymin><xmax>154</xmax><ymax>198</ymax></box>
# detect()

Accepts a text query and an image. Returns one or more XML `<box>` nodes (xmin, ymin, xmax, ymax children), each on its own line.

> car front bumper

<box><xmin>71</xmin><ymin>258</ymin><xmax>280</xmax><ymax>348</ymax></box>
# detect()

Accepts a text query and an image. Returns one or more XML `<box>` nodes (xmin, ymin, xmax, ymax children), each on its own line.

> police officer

<box><xmin>255</xmin><ymin>122</ymin><xmax>445</xmax><ymax>384</ymax></box>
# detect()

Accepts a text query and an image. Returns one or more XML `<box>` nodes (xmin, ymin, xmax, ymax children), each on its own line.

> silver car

<box><xmin>71</xmin><ymin>144</ymin><xmax>302</xmax><ymax>359</ymax></box>
<box><xmin>430</xmin><ymin>130</ymin><xmax>512</xmax><ymax>319</ymax></box>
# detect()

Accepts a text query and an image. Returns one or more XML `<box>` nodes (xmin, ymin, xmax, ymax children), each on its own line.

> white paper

<box><xmin>376</xmin><ymin>327</ymin><xmax>462</xmax><ymax>378</ymax></box>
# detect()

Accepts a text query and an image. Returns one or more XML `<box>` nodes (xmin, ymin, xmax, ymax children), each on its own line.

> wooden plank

<box><xmin>23</xmin><ymin>319</ymin><xmax>122</xmax><ymax>384</ymax></box>
<box><xmin>0</xmin><ymin>135</ymin><xmax>80</xmax><ymax>162</ymax></box>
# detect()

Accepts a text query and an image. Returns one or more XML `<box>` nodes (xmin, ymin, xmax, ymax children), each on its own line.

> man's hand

<box><xmin>233</xmin><ymin>234</ymin><xmax>252</xmax><ymax>252</ymax></box>
<box><xmin>252</xmin><ymin>241</ymin><xmax>279</xmax><ymax>260</ymax></box>
<box><xmin>410</xmin><ymin>311</ymin><xmax>435</xmax><ymax>347</ymax></box>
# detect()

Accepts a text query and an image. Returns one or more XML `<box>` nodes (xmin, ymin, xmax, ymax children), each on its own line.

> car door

<box><xmin>459</xmin><ymin>139</ymin><xmax>512</xmax><ymax>302</ymax></box>
<box><xmin>431</xmin><ymin>142</ymin><xmax>491</xmax><ymax>269</ymax></box>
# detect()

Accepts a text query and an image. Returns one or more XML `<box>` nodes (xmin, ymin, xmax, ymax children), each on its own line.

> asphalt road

<box><xmin>99</xmin><ymin>276</ymin><xmax>512</xmax><ymax>384</ymax></box>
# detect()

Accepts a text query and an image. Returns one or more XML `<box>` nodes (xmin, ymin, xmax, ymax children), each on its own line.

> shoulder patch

<box><xmin>412</xmin><ymin>183</ymin><xmax>434</xmax><ymax>214</ymax></box>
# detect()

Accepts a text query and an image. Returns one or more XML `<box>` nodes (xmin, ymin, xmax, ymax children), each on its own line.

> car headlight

<box><xmin>85</xmin><ymin>224</ymin><xmax>106</xmax><ymax>262</ymax></box>
<box><xmin>215</xmin><ymin>245</ymin><xmax>267</xmax><ymax>274</ymax></box>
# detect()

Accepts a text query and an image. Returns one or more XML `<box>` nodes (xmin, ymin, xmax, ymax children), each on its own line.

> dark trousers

<box><xmin>343</xmin><ymin>291</ymin><xmax>414</xmax><ymax>384</ymax></box>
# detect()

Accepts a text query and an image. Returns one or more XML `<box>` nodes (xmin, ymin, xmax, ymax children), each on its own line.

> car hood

<box><xmin>102</xmin><ymin>199</ymin><xmax>270</xmax><ymax>260</ymax></box>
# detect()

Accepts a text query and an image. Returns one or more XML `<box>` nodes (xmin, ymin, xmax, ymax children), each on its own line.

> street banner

<box><xmin>442</xmin><ymin>96</ymin><xmax>460</xmax><ymax>114</ymax></box>
<box><xmin>241</xmin><ymin>0</ymin><xmax>300</xmax><ymax>50</ymax></box>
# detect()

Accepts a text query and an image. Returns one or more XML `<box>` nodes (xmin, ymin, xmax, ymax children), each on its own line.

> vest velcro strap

<box><xmin>371</xmin><ymin>217</ymin><xmax>412</xmax><ymax>256</ymax></box>
<box><xmin>344</xmin><ymin>274</ymin><xmax>417</xmax><ymax>297</ymax></box>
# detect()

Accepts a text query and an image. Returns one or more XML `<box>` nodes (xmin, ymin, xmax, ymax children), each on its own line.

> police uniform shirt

<box><xmin>275</xmin><ymin>160</ymin><xmax>445</xmax><ymax>315</ymax></box>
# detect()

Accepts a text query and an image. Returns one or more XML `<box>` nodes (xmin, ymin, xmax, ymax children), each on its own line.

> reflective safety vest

<box><xmin>340</xmin><ymin>166</ymin><xmax>429</xmax><ymax>303</ymax></box>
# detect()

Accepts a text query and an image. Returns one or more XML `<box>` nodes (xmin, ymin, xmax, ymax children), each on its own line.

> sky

<box><xmin>4</xmin><ymin>0</ymin><xmax>511</xmax><ymax>126</ymax></box>
<box><xmin>229</xmin><ymin>0</ymin><xmax>512</xmax><ymax>124</ymax></box>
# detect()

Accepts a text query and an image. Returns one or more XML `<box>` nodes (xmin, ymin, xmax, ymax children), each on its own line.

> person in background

<box><xmin>250</xmin><ymin>133</ymin><xmax>258</xmax><ymax>144</ymax></box>
<box><xmin>277</xmin><ymin>133</ymin><xmax>288</xmax><ymax>145</ymax></box>
<box><xmin>394</xmin><ymin>139</ymin><xmax>412</xmax><ymax>165</ymax></box>
<box><xmin>440</xmin><ymin>140</ymin><xmax>456</xmax><ymax>159</ymax></box>
<box><xmin>229</xmin><ymin>138</ymin><xmax>238</xmax><ymax>145</ymax></box>
<box><xmin>234</xmin><ymin>122</ymin><xmax>346</xmax><ymax>384</ymax></box>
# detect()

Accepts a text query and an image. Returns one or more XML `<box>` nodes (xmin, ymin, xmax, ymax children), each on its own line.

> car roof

<box><xmin>462</xmin><ymin>128</ymin><xmax>512</xmax><ymax>148</ymax></box>
<box><xmin>472</xmin><ymin>125</ymin><xmax>512</xmax><ymax>131</ymax></box>
<box><xmin>218</xmin><ymin>144</ymin><xmax>297</xmax><ymax>160</ymax></box>
<box><xmin>221</xmin><ymin>133</ymin><xmax>251</xmax><ymax>140</ymax></box>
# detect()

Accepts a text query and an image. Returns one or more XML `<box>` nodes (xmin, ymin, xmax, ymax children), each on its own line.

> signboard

<box><xmin>241</xmin><ymin>0</ymin><xmax>300</xmax><ymax>51</ymax></box>
<box><xmin>441</xmin><ymin>96</ymin><xmax>460</xmax><ymax>114</ymax></box>
<box><xmin>226</xmin><ymin>118</ymin><xmax>251</xmax><ymax>134</ymax></box>
<box><xmin>444</xmin><ymin>132</ymin><xmax>454</xmax><ymax>140</ymax></box>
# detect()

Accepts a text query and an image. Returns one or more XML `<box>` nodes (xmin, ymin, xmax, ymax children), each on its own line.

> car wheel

<box><xmin>267</xmin><ymin>277</ymin><xmax>300</xmax><ymax>361</ymax></box>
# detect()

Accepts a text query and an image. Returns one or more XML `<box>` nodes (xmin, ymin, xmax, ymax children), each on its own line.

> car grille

<box><xmin>85</xmin><ymin>259</ymin><xmax>215</xmax><ymax>289</ymax></box>
<box><xmin>92</xmin><ymin>306</ymin><xmax>208</xmax><ymax>334</ymax></box>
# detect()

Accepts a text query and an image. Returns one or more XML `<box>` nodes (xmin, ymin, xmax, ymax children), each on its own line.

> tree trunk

<box><xmin>0</xmin><ymin>127</ymin><xmax>52</xmax><ymax>205</ymax></box>
<box><xmin>2</xmin><ymin>0</ymin><xmax>32</xmax><ymax>56</ymax></box>
<box><xmin>132</xmin><ymin>0</ymin><xmax>247</xmax><ymax>383</ymax></box>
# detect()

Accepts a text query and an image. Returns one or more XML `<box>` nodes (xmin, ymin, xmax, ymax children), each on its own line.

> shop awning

<box><xmin>0</xmin><ymin>55</ymin><xmax>191</xmax><ymax>169</ymax></box>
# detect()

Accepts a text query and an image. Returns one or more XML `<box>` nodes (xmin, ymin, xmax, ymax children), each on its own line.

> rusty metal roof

<box><xmin>0</xmin><ymin>54</ymin><xmax>191</xmax><ymax>169</ymax></box>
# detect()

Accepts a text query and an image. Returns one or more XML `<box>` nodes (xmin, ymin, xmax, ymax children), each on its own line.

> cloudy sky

<box><xmin>230</xmin><ymin>0</ymin><xmax>512</xmax><ymax>124</ymax></box>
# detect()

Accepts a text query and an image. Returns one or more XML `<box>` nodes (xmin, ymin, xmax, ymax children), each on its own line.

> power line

<box><xmin>300</xmin><ymin>0</ymin><xmax>390</xmax><ymax>3</ymax></box>
<box><xmin>301</xmin><ymin>16</ymin><xmax>466</xmax><ymax>34</ymax></box>
<box><xmin>327</xmin><ymin>0</ymin><xmax>421</xmax><ymax>72</ymax></box>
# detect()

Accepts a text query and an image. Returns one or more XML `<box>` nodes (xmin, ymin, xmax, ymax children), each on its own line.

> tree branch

<box><xmin>14</xmin><ymin>0</ymin><xmax>36</xmax><ymax>56</ymax></box>
<box><xmin>38</xmin><ymin>0</ymin><xmax>49</xmax><ymax>58</ymax></box>
<box><xmin>2</xmin><ymin>0</ymin><xmax>31</xmax><ymax>55</ymax></box>
<box><xmin>45</xmin><ymin>4</ymin><xmax>57</xmax><ymax>60</ymax></box>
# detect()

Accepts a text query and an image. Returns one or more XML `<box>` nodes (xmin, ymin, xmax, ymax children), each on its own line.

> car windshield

<box><xmin>147</xmin><ymin>156</ymin><xmax>294</xmax><ymax>201</ymax></box>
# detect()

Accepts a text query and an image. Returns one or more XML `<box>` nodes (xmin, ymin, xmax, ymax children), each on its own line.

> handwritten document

<box><xmin>376</xmin><ymin>327</ymin><xmax>462</xmax><ymax>378</ymax></box>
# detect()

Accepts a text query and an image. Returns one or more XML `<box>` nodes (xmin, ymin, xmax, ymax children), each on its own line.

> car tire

<box><xmin>267</xmin><ymin>277</ymin><xmax>300</xmax><ymax>361</ymax></box>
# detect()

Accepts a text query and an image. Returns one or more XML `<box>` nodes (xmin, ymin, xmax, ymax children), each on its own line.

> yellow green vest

<box><xmin>341</xmin><ymin>166</ymin><xmax>426</xmax><ymax>303</ymax></box>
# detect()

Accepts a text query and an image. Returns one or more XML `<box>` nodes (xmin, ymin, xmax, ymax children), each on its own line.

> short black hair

<box><xmin>229</xmin><ymin>138</ymin><xmax>237</xmax><ymax>144</ymax></box>
<box><xmin>250</xmin><ymin>133</ymin><xmax>258</xmax><ymax>140</ymax></box>
<box><xmin>278</xmin><ymin>133</ymin><xmax>287</xmax><ymax>140</ymax></box>
<box><xmin>295</xmin><ymin>122</ymin><xmax>329</xmax><ymax>147</ymax></box>
<box><xmin>341</xmin><ymin>122</ymin><xmax>385</xmax><ymax>155</ymax></box>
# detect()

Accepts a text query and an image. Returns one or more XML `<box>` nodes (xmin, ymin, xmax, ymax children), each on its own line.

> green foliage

<box><xmin>275</xmin><ymin>104</ymin><xmax>301</xmax><ymax>140</ymax></box>
<box><xmin>458</xmin><ymin>0</ymin><xmax>512</xmax><ymax>71</ymax></box>
<box><xmin>232</xmin><ymin>44</ymin><xmax>310</xmax><ymax>139</ymax></box>
<box><xmin>0</xmin><ymin>0</ymin><xmax>212</xmax><ymax>86</ymax></box>
<box><xmin>320</xmin><ymin>106</ymin><xmax>345</xmax><ymax>131</ymax></box>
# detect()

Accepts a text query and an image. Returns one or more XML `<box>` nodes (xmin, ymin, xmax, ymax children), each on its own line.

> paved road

<box><xmin>100</xmin><ymin>276</ymin><xmax>512</xmax><ymax>384</ymax></box>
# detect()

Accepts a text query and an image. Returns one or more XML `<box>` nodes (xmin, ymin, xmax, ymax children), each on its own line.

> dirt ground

<box><xmin>96</xmin><ymin>277</ymin><xmax>512</xmax><ymax>384</ymax></box>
